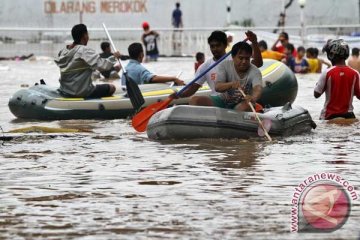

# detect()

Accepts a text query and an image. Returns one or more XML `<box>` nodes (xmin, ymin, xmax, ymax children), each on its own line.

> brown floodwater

<box><xmin>0</xmin><ymin>59</ymin><xmax>359</xmax><ymax>239</ymax></box>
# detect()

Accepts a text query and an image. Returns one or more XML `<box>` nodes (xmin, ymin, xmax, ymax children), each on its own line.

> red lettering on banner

<box><xmin>60</xmin><ymin>2</ymin><xmax>67</xmax><ymax>13</ymax></box>
<box><xmin>45</xmin><ymin>0</ymin><xmax>147</xmax><ymax>14</ymax></box>
<box><xmin>44</xmin><ymin>1</ymin><xmax>56</xmax><ymax>13</ymax></box>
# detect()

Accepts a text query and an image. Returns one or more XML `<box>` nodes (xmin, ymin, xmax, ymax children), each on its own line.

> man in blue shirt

<box><xmin>172</xmin><ymin>2</ymin><xmax>183</xmax><ymax>28</ymax></box>
<box><xmin>121</xmin><ymin>43</ymin><xmax>184</xmax><ymax>86</ymax></box>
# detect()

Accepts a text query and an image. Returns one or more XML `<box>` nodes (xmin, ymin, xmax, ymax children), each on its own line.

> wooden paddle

<box><xmin>132</xmin><ymin>48</ymin><xmax>233</xmax><ymax>132</ymax></box>
<box><xmin>238</xmin><ymin>89</ymin><xmax>272</xmax><ymax>141</ymax></box>
<box><xmin>102</xmin><ymin>23</ymin><xmax>145</xmax><ymax>111</ymax></box>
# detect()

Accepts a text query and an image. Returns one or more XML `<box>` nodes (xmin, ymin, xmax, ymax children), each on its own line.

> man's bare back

<box><xmin>348</xmin><ymin>56</ymin><xmax>360</xmax><ymax>72</ymax></box>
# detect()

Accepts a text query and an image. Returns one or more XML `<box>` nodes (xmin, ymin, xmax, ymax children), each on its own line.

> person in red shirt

<box><xmin>314</xmin><ymin>39</ymin><xmax>360</xmax><ymax>120</ymax></box>
<box><xmin>194</xmin><ymin>52</ymin><xmax>205</xmax><ymax>72</ymax></box>
<box><xmin>271</xmin><ymin>32</ymin><xmax>297</xmax><ymax>57</ymax></box>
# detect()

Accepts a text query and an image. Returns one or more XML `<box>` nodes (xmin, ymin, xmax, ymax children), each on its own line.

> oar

<box><xmin>238</xmin><ymin>89</ymin><xmax>272</xmax><ymax>141</ymax></box>
<box><xmin>169</xmin><ymin>71</ymin><xmax>182</xmax><ymax>87</ymax></box>
<box><xmin>132</xmin><ymin>48</ymin><xmax>234</xmax><ymax>132</ymax></box>
<box><xmin>102</xmin><ymin>23</ymin><xmax>145</xmax><ymax>111</ymax></box>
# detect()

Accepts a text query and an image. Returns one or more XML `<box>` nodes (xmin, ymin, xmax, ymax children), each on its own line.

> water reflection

<box><xmin>161</xmin><ymin>138</ymin><xmax>261</xmax><ymax>169</ymax></box>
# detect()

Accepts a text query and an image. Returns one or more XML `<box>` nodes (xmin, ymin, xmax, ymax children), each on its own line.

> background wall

<box><xmin>0</xmin><ymin>0</ymin><xmax>358</xmax><ymax>29</ymax></box>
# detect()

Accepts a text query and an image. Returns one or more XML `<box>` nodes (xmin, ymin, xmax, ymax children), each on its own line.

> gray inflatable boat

<box><xmin>147</xmin><ymin>104</ymin><xmax>316</xmax><ymax>140</ymax></box>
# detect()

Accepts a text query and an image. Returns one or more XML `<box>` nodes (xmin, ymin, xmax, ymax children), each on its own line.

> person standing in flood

<box><xmin>171</xmin><ymin>2</ymin><xmax>183</xmax><ymax>54</ymax></box>
<box><xmin>141</xmin><ymin>21</ymin><xmax>160</xmax><ymax>62</ymax></box>
<box><xmin>271</xmin><ymin>32</ymin><xmax>297</xmax><ymax>57</ymax></box>
<box><xmin>347</xmin><ymin>47</ymin><xmax>360</xmax><ymax>72</ymax></box>
<box><xmin>314</xmin><ymin>39</ymin><xmax>360</xmax><ymax>120</ymax></box>
<box><xmin>55</xmin><ymin>24</ymin><xmax>120</xmax><ymax>98</ymax></box>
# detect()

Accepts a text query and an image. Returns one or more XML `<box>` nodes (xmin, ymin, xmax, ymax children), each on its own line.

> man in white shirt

<box><xmin>215</xmin><ymin>41</ymin><xmax>263</xmax><ymax>111</ymax></box>
<box><xmin>175</xmin><ymin>30</ymin><xmax>262</xmax><ymax>106</ymax></box>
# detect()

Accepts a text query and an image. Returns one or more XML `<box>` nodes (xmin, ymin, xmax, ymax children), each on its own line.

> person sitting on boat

<box><xmin>92</xmin><ymin>41</ymin><xmax>121</xmax><ymax>79</ymax></box>
<box><xmin>258</xmin><ymin>40</ymin><xmax>285</xmax><ymax>61</ymax></box>
<box><xmin>287</xmin><ymin>46</ymin><xmax>309</xmax><ymax>74</ymax></box>
<box><xmin>141</xmin><ymin>21</ymin><xmax>160</xmax><ymax>62</ymax></box>
<box><xmin>215</xmin><ymin>41</ymin><xmax>263</xmax><ymax>112</ymax></box>
<box><xmin>172</xmin><ymin>30</ymin><xmax>262</xmax><ymax>106</ymax></box>
<box><xmin>314</xmin><ymin>39</ymin><xmax>360</xmax><ymax>120</ymax></box>
<box><xmin>121</xmin><ymin>42</ymin><xmax>184</xmax><ymax>86</ymax></box>
<box><xmin>55</xmin><ymin>24</ymin><xmax>120</xmax><ymax>98</ymax></box>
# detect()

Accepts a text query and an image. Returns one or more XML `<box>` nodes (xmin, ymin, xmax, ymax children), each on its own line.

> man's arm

<box><xmin>271</xmin><ymin>38</ymin><xmax>280</xmax><ymax>51</ymax></box>
<box><xmin>171</xmin><ymin>84</ymin><xmax>201</xmax><ymax>99</ymax></box>
<box><xmin>250</xmin><ymin>85</ymin><xmax>262</xmax><ymax>102</ymax></box>
<box><xmin>355</xmin><ymin>73</ymin><xmax>360</xmax><ymax>100</ymax></box>
<box><xmin>314</xmin><ymin>91</ymin><xmax>322</xmax><ymax>98</ymax></box>
<box><xmin>215</xmin><ymin>61</ymin><xmax>234</xmax><ymax>92</ymax></box>
<box><xmin>151</xmin><ymin>75</ymin><xmax>185</xmax><ymax>85</ymax></box>
<box><xmin>246</xmin><ymin>31</ymin><xmax>263</xmax><ymax>68</ymax></box>
<box><xmin>314</xmin><ymin>71</ymin><xmax>327</xmax><ymax>98</ymax></box>
<box><xmin>215</xmin><ymin>81</ymin><xmax>239</xmax><ymax>92</ymax></box>
<box><xmin>178</xmin><ymin>84</ymin><xmax>201</xmax><ymax>98</ymax></box>
<box><xmin>141</xmin><ymin>34</ymin><xmax>145</xmax><ymax>45</ymax></box>
<box><xmin>83</xmin><ymin>47</ymin><xmax>120</xmax><ymax>71</ymax></box>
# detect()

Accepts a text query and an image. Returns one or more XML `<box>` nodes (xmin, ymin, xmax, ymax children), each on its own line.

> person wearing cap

<box><xmin>55</xmin><ymin>24</ymin><xmax>120</xmax><ymax>98</ymax></box>
<box><xmin>314</xmin><ymin>39</ymin><xmax>360</xmax><ymax>120</ymax></box>
<box><xmin>141</xmin><ymin>21</ymin><xmax>160</xmax><ymax>62</ymax></box>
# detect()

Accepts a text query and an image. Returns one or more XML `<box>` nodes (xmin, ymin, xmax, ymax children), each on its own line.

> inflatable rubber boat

<box><xmin>8</xmin><ymin>83</ymin><xmax>211</xmax><ymax>120</ymax></box>
<box><xmin>147</xmin><ymin>104</ymin><xmax>316</xmax><ymax>140</ymax></box>
<box><xmin>8</xmin><ymin>59</ymin><xmax>298</xmax><ymax>120</ymax></box>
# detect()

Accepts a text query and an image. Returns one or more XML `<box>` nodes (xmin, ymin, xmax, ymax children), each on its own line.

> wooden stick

<box><xmin>238</xmin><ymin>89</ymin><xmax>272</xmax><ymax>141</ymax></box>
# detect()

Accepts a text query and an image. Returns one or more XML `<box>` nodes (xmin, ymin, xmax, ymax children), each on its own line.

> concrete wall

<box><xmin>0</xmin><ymin>0</ymin><xmax>358</xmax><ymax>29</ymax></box>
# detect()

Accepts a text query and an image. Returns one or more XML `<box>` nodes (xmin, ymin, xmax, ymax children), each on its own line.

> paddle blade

<box><xmin>257</xmin><ymin>119</ymin><xmax>272</xmax><ymax>137</ymax></box>
<box><xmin>132</xmin><ymin>97</ymin><xmax>173</xmax><ymax>132</ymax></box>
<box><xmin>125</xmin><ymin>74</ymin><xmax>145</xmax><ymax>110</ymax></box>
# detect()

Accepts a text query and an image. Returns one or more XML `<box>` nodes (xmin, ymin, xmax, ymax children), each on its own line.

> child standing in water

<box><xmin>287</xmin><ymin>46</ymin><xmax>309</xmax><ymax>73</ymax></box>
<box><xmin>141</xmin><ymin>21</ymin><xmax>160</xmax><ymax>62</ymax></box>
<box><xmin>194</xmin><ymin>52</ymin><xmax>205</xmax><ymax>72</ymax></box>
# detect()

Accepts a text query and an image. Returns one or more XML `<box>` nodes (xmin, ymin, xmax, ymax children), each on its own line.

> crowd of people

<box><xmin>257</xmin><ymin>31</ymin><xmax>360</xmax><ymax>74</ymax></box>
<box><xmin>54</xmin><ymin>22</ymin><xmax>359</xmax><ymax>121</ymax></box>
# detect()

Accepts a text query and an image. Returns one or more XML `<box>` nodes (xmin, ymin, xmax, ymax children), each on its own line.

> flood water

<box><xmin>0</xmin><ymin>58</ymin><xmax>359</xmax><ymax>239</ymax></box>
